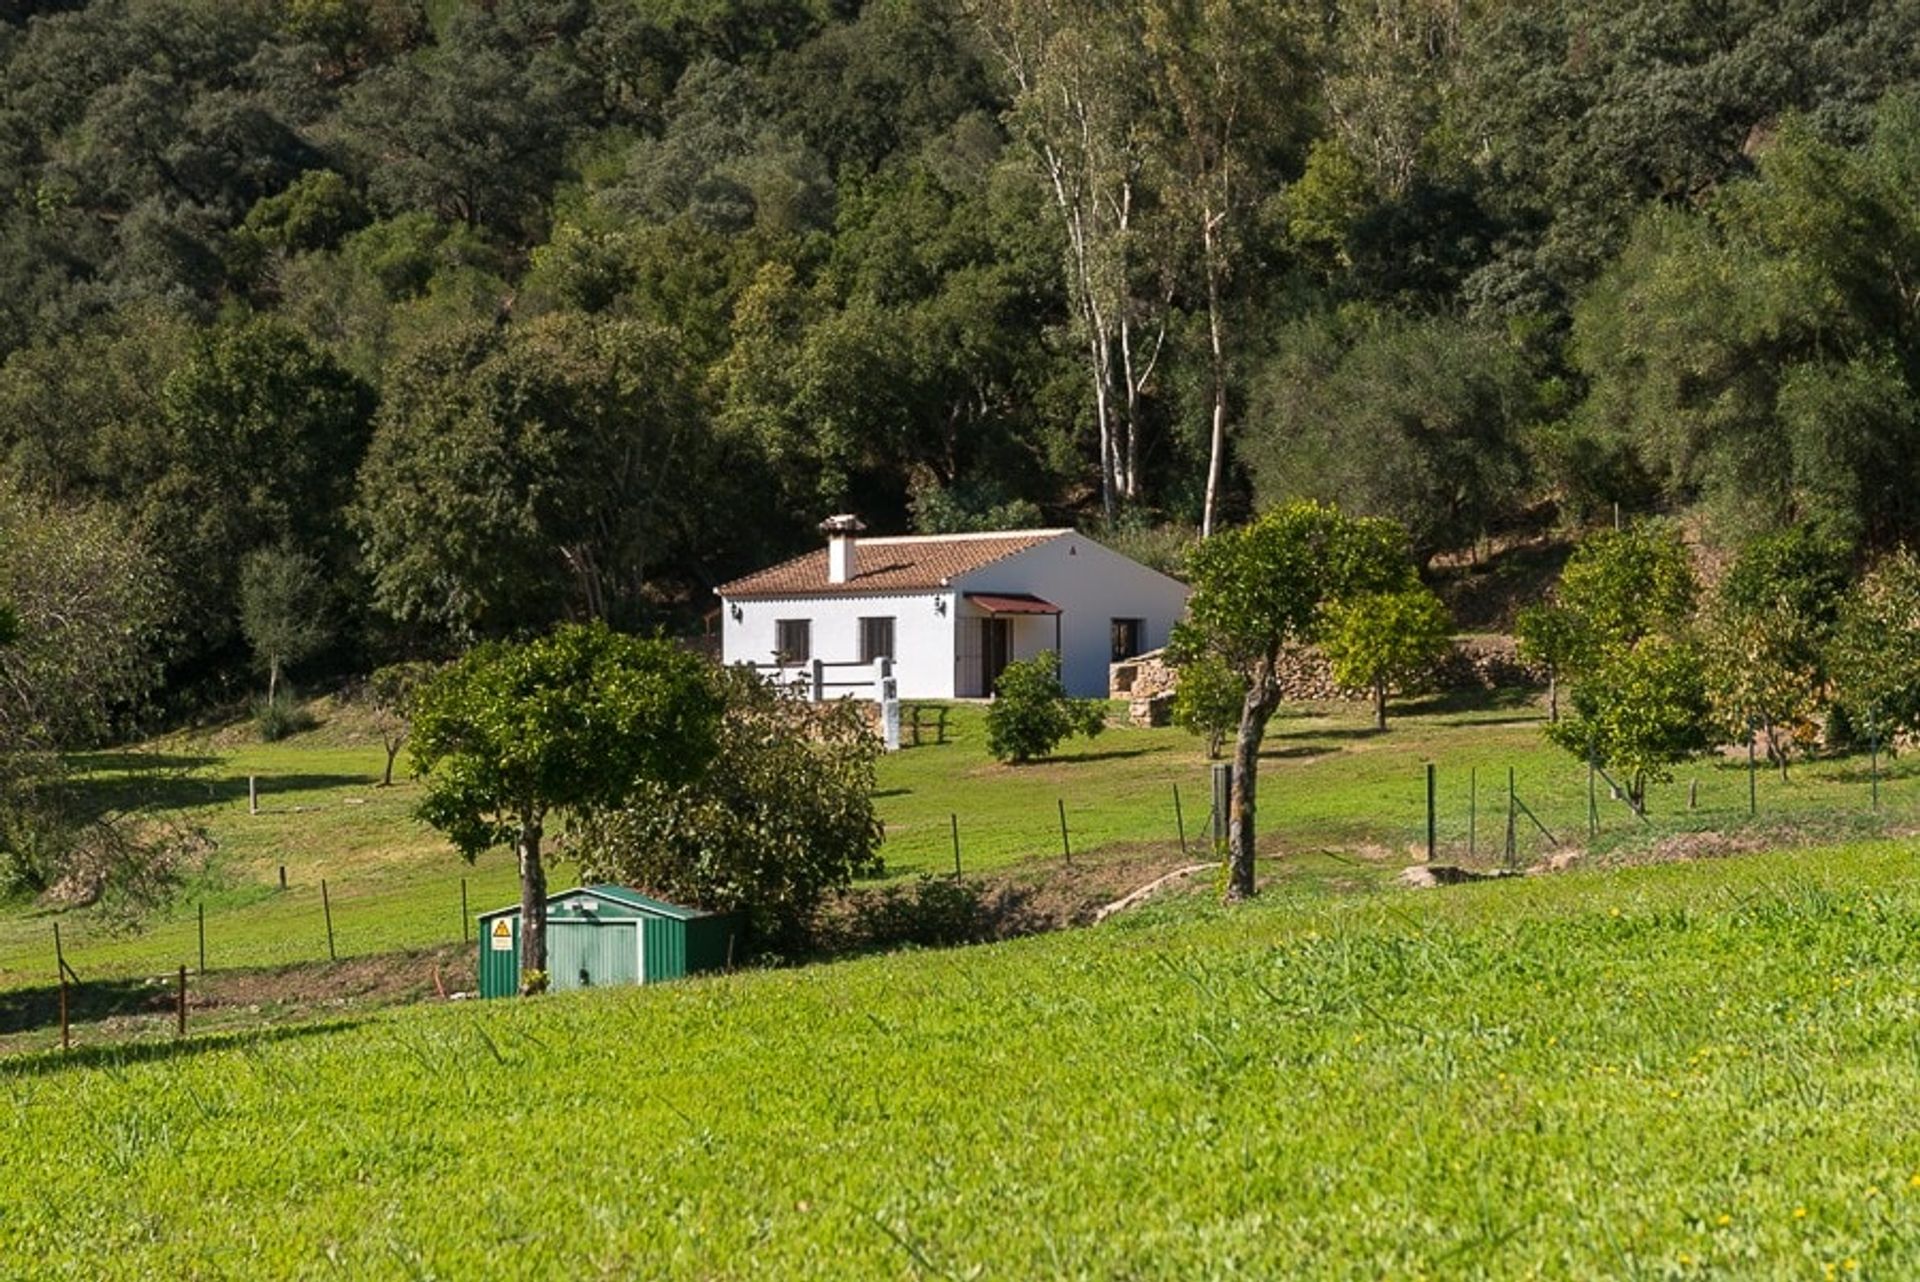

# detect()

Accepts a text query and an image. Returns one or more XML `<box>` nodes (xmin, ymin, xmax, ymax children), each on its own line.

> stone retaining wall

<box><xmin>1111</xmin><ymin>635</ymin><xmax>1545</xmax><ymax>725</ymax></box>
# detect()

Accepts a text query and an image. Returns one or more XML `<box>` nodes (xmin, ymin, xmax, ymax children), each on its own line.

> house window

<box><xmin>859</xmin><ymin>616</ymin><xmax>896</xmax><ymax>664</ymax></box>
<box><xmin>1111</xmin><ymin>618</ymin><xmax>1144</xmax><ymax>663</ymax></box>
<box><xmin>774</xmin><ymin>619</ymin><xmax>811</xmax><ymax>665</ymax></box>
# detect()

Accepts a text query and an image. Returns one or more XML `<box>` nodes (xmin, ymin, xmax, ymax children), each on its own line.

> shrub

<box><xmin>253</xmin><ymin>686</ymin><xmax>315</xmax><ymax>741</ymax></box>
<box><xmin>846</xmin><ymin>875</ymin><xmax>992</xmax><ymax>950</ymax></box>
<box><xmin>1171</xmin><ymin>654</ymin><xmax>1245</xmax><ymax>758</ymax></box>
<box><xmin>574</xmin><ymin>665</ymin><xmax>883</xmax><ymax>955</ymax></box>
<box><xmin>985</xmin><ymin>652</ymin><xmax>1105</xmax><ymax>764</ymax></box>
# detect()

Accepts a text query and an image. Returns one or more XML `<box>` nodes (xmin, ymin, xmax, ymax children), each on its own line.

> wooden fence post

<box><xmin>950</xmin><ymin>813</ymin><xmax>961</xmax><ymax>877</ymax></box>
<box><xmin>1057</xmin><ymin>799</ymin><xmax>1072</xmax><ymax>867</ymax></box>
<box><xmin>197</xmin><ymin>902</ymin><xmax>206</xmax><ymax>974</ymax></box>
<box><xmin>322</xmin><ymin>879</ymin><xmax>336</xmax><ymax>962</ymax></box>
<box><xmin>176</xmin><ymin>965</ymin><xmax>187</xmax><ymax>1038</ymax></box>
<box><xmin>1173</xmin><ymin>783</ymin><xmax>1187</xmax><ymax>858</ymax></box>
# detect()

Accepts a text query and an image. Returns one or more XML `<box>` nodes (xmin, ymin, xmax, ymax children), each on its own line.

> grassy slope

<box><xmin>4</xmin><ymin>691</ymin><xmax>1914</xmax><ymax>990</ymax></box>
<box><xmin>6</xmin><ymin>841</ymin><xmax>1920</xmax><ymax>1278</ymax></box>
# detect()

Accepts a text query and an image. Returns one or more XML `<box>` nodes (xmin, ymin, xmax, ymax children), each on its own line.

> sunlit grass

<box><xmin>6</xmin><ymin>840</ymin><xmax>1920</xmax><ymax>1276</ymax></box>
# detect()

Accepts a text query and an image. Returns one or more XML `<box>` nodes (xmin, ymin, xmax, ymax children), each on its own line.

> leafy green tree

<box><xmin>985</xmin><ymin>651</ymin><xmax>1105</xmax><ymax>764</ymax></box>
<box><xmin>1514</xmin><ymin>603</ymin><xmax>1579</xmax><ymax>723</ymax></box>
<box><xmin>0</xmin><ymin>485</ymin><xmax>171</xmax><ymax>901</ymax></box>
<box><xmin>354</xmin><ymin>313</ymin><xmax>707</xmax><ymax>641</ymax></box>
<box><xmin>337</xmin><ymin>9</ymin><xmax>594</xmax><ymax>237</ymax></box>
<box><xmin>1534</xmin><ymin>525</ymin><xmax>1707</xmax><ymax>809</ymax></box>
<box><xmin>1244</xmin><ymin>309</ymin><xmax>1536</xmax><ymax>562</ymax></box>
<box><xmin>1572</xmin><ymin>95</ymin><xmax>1920</xmax><ymax>549</ymax></box>
<box><xmin>969</xmin><ymin>0</ymin><xmax>1165</xmax><ymax>520</ymax></box>
<box><xmin>1701</xmin><ymin>528</ymin><xmax>1849</xmax><ymax>778</ymax></box>
<box><xmin>1170</xmin><ymin>500</ymin><xmax>1416</xmax><ymax>897</ymax></box>
<box><xmin>1829</xmin><ymin>548</ymin><xmax>1920</xmax><ymax>744</ymax></box>
<box><xmin>605</xmin><ymin>56</ymin><xmax>834</xmax><ymax>236</ymax></box>
<box><xmin>408</xmin><ymin>623</ymin><xmax>723</xmax><ymax>990</ymax></box>
<box><xmin>238</xmin><ymin>546</ymin><xmax>331</xmax><ymax>710</ymax></box>
<box><xmin>367</xmin><ymin>660</ymin><xmax>437</xmax><ymax>788</ymax></box>
<box><xmin>1170</xmin><ymin>652</ymin><xmax>1244</xmax><ymax>758</ymax></box>
<box><xmin>1525</xmin><ymin>526</ymin><xmax>1698</xmax><ymax>679</ymax></box>
<box><xmin>1321</xmin><ymin>586</ymin><xmax>1452</xmax><ymax>730</ymax></box>
<box><xmin>1139</xmin><ymin>0</ymin><xmax>1304</xmax><ymax>535</ymax></box>
<box><xmin>1547</xmin><ymin>633</ymin><xmax>1710</xmax><ymax>811</ymax></box>
<box><xmin>575</xmin><ymin>664</ymin><xmax>884</xmax><ymax>954</ymax></box>
<box><xmin>151</xmin><ymin>319</ymin><xmax>373</xmax><ymax>669</ymax></box>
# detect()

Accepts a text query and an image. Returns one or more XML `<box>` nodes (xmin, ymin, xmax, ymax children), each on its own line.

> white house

<box><xmin>717</xmin><ymin>517</ymin><xmax>1190</xmax><ymax>699</ymax></box>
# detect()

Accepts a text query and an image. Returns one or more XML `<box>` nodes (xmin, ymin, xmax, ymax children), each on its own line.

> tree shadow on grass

<box><xmin>0</xmin><ymin>975</ymin><xmax>186</xmax><ymax>1035</ymax></box>
<box><xmin>0</xmin><ymin>1018</ymin><xmax>360</xmax><ymax>1078</ymax></box>
<box><xmin>1049</xmin><ymin>747</ymin><xmax>1152</xmax><ymax>765</ymax></box>
<box><xmin>1265</xmin><ymin>725</ymin><xmax>1383</xmax><ymax>744</ymax></box>
<box><xmin>1396</xmin><ymin>686</ymin><xmax>1546</xmax><ymax>724</ymax></box>
<box><xmin>1259</xmin><ymin>744</ymin><xmax>1340</xmax><ymax>762</ymax></box>
<box><xmin>61</xmin><ymin>771</ymin><xmax>377</xmax><ymax>822</ymax></box>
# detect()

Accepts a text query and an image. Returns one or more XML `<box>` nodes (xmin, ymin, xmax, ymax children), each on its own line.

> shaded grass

<box><xmin>6</xmin><ymin>841</ymin><xmax>1920</xmax><ymax>1276</ymax></box>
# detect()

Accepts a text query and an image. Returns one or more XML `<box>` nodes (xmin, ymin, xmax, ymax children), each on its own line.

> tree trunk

<box><xmin>1200</xmin><ymin>213</ymin><xmax>1229</xmax><ymax>539</ymax></box>
<box><xmin>516</xmin><ymin>814</ymin><xmax>548</xmax><ymax>993</ymax></box>
<box><xmin>1373</xmin><ymin>678</ymin><xmax>1388</xmax><ymax>731</ymax></box>
<box><xmin>1225</xmin><ymin>671</ymin><xmax>1280</xmax><ymax>901</ymax></box>
<box><xmin>381</xmin><ymin>735</ymin><xmax>402</xmax><ymax>787</ymax></box>
<box><xmin>267</xmin><ymin>658</ymin><xmax>280</xmax><ymax>707</ymax></box>
<box><xmin>1546</xmin><ymin>669</ymin><xmax>1558</xmax><ymax>723</ymax></box>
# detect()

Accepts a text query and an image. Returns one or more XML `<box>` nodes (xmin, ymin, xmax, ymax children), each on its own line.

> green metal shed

<box><xmin>476</xmin><ymin>886</ymin><xmax>741</xmax><ymax>999</ymax></box>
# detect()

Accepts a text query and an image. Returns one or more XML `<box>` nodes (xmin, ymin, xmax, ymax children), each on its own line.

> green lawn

<box><xmin>7</xmin><ymin>840</ymin><xmax>1920</xmax><ymax>1277</ymax></box>
<box><xmin>3</xmin><ymin>690</ymin><xmax>1913</xmax><ymax>991</ymax></box>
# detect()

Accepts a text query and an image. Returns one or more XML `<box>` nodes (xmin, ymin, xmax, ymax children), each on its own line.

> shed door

<box><xmin>549</xmin><ymin>919</ymin><xmax>643</xmax><ymax>992</ymax></box>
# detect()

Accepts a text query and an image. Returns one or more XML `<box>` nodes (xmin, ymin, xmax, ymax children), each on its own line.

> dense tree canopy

<box><xmin>0</xmin><ymin>0</ymin><xmax>1916</xmax><ymax>721</ymax></box>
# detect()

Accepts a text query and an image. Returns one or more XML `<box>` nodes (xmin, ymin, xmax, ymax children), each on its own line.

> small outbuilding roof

<box><xmin>716</xmin><ymin>529</ymin><xmax>1068</xmax><ymax>600</ymax></box>
<box><xmin>477</xmin><ymin>884</ymin><xmax>718</xmax><ymax>922</ymax></box>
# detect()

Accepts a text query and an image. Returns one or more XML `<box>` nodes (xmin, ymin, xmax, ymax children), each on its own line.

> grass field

<box><xmin>6</xmin><ymin>839</ymin><xmax>1920</xmax><ymax>1277</ymax></box>
<box><xmin>3</xmin><ymin>688</ymin><xmax>1915</xmax><ymax>994</ymax></box>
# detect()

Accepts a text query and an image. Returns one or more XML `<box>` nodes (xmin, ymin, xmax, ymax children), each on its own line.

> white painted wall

<box><xmin>719</xmin><ymin>591</ymin><xmax>958</xmax><ymax>699</ymax></box>
<box><xmin>719</xmin><ymin>532</ymin><xmax>1188</xmax><ymax>701</ymax></box>
<box><xmin>952</xmin><ymin>534</ymin><xmax>1190</xmax><ymax>697</ymax></box>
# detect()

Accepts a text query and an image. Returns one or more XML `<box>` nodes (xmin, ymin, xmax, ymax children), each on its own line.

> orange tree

<box><xmin>409</xmin><ymin>622</ymin><xmax>721</xmax><ymax>992</ymax></box>
<box><xmin>1171</xmin><ymin>501</ymin><xmax>1417</xmax><ymax>899</ymax></box>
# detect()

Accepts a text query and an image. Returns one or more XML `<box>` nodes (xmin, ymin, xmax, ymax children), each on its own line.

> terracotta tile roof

<box><xmin>717</xmin><ymin>530</ymin><xmax>1067</xmax><ymax>599</ymax></box>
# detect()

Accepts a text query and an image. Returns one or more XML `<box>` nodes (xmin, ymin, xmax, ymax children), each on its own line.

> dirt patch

<box><xmin>0</xmin><ymin>943</ymin><xmax>475</xmax><ymax>1058</ymax></box>
<box><xmin>816</xmin><ymin>844</ymin><xmax>1217</xmax><ymax>954</ymax></box>
<box><xmin>1398</xmin><ymin>864</ymin><xmax>1522</xmax><ymax>889</ymax></box>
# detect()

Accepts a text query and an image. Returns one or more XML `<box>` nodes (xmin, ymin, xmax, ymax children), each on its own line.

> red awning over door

<box><xmin>965</xmin><ymin>592</ymin><xmax>1061</xmax><ymax>615</ymax></box>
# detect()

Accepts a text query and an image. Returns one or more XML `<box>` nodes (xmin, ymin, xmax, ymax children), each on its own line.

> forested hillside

<box><xmin>3</xmin><ymin>0</ymin><xmax>1919</xmax><ymax>706</ymax></box>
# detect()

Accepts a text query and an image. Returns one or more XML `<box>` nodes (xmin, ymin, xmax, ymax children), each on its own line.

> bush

<box><xmin>574</xmin><ymin>665</ymin><xmax>883</xmax><ymax>955</ymax></box>
<box><xmin>253</xmin><ymin>687</ymin><xmax>315</xmax><ymax>741</ymax></box>
<box><xmin>845</xmin><ymin>875</ymin><xmax>992</xmax><ymax>950</ymax></box>
<box><xmin>1171</xmin><ymin>655</ymin><xmax>1245</xmax><ymax>758</ymax></box>
<box><xmin>985</xmin><ymin>652</ymin><xmax>1105</xmax><ymax>764</ymax></box>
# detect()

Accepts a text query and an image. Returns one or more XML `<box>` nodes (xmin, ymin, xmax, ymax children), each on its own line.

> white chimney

<box><xmin>821</xmin><ymin>514</ymin><xmax>865</xmax><ymax>585</ymax></box>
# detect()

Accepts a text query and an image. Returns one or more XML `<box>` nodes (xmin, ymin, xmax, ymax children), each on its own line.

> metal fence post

<box><xmin>1425</xmin><ymin>763</ymin><xmax>1436</xmax><ymax>863</ymax></box>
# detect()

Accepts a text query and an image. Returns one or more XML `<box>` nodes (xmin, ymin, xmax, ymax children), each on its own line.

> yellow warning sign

<box><xmin>490</xmin><ymin>919</ymin><xmax>513</xmax><ymax>951</ymax></box>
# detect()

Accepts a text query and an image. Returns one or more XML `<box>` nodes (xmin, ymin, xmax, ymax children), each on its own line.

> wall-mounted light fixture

<box><xmin>934</xmin><ymin>597</ymin><xmax>948</xmax><ymax>616</ymax></box>
<box><xmin>729</xmin><ymin>602</ymin><xmax>743</xmax><ymax>622</ymax></box>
